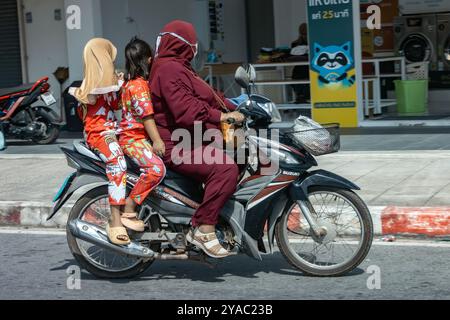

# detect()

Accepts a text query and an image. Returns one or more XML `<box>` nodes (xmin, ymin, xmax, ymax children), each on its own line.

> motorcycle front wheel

<box><xmin>275</xmin><ymin>186</ymin><xmax>373</xmax><ymax>277</ymax></box>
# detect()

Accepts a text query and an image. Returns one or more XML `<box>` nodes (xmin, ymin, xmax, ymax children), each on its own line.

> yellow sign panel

<box><xmin>310</xmin><ymin>70</ymin><xmax>358</xmax><ymax>127</ymax></box>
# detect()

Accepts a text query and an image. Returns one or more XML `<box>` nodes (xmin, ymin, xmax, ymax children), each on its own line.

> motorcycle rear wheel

<box><xmin>31</xmin><ymin>110</ymin><xmax>60</xmax><ymax>145</ymax></box>
<box><xmin>275</xmin><ymin>186</ymin><xmax>373</xmax><ymax>277</ymax></box>
<box><xmin>66</xmin><ymin>186</ymin><xmax>156</xmax><ymax>279</ymax></box>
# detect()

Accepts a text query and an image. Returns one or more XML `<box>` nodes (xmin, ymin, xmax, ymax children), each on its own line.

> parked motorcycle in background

<box><xmin>0</xmin><ymin>77</ymin><xmax>61</xmax><ymax>145</ymax></box>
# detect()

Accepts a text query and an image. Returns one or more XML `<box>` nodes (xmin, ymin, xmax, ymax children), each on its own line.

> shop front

<box><xmin>4</xmin><ymin>0</ymin><xmax>450</xmax><ymax>129</ymax></box>
<box><xmin>359</xmin><ymin>0</ymin><xmax>450</xmax><ymax>126</ymax></box>
<box><xmin>252</xmin><ymin>0</ymin><xmax>450</xmax><ymax>127</ymax></box>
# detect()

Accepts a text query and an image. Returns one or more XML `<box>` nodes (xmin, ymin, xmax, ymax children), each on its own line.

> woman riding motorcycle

<box><xmin>150</xmin><ymin>20</ymin><xmax>245</xmax><ymax>258</ymax></box>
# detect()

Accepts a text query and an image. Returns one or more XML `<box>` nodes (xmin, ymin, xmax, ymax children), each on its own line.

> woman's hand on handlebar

<box><xmin>221</xmin><ymin>111</ymin><xmax>245</xmax><ymax>124</ymax></box>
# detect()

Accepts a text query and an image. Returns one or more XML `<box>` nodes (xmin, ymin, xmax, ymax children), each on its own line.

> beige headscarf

<box><xmin>70</xmin><ymin>38</ymin><xmax>120</xmax><ymax>104</ymax></box>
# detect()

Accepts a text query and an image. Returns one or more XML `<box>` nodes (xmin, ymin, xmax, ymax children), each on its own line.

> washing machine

<box><xmin>437</xmin><ymin>13</ymin><xmax>450</xmax><ymax>71</ymax></box>
<box><xmin>394</xmin><ymin>14</ymin><xmax>438</xmax><ymax>70</ymax></box>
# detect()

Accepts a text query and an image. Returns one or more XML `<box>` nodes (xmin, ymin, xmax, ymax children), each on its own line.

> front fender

<box><xmin>289</xmin><ymin>169</ymin><xmax>360</xmax><ymax>200</ymax></box>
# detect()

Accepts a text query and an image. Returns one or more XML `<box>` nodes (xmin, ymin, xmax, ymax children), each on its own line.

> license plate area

<box><xmin>41</xmin><ymin>92</ymin><xmax>57</xmax><ymax>106</ymax></box>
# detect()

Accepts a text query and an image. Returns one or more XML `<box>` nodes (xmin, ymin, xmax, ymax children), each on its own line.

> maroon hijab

<box><xmin>150</xmin><ymin>20</ymin><xmax>198</xmax><ymax>98</ymax></box>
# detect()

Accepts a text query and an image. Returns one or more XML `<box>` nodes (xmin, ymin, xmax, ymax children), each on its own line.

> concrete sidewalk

<box><xmin>2</xmin><ymin>151</ymin><xmax>450</xmax><ymax>206</ymax></box>
<box><xmin>0</xmin><ymin>151</ymin><xmax>449</xmax><ymax>236</ymax></box>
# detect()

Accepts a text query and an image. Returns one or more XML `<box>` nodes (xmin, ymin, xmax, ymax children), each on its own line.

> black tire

<box><xmin>275</xmin><ymin>186</ymin><xmax>373</xmax><ymax>277</ymax></box>
<box><xmin>66</xmin><ymin>186</ymin><xmax>156</xmax><ymax>279</ymax></box>
<box><xmin>31</xmin><ymin>110</ymin><xmax>60</xmax><ymax>145</ymax></box>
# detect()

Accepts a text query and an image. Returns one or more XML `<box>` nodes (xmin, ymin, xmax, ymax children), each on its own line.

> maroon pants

<box><xmin>169</xmin><ymin>145</ymin><xmax>239</xmax><ymax>227</ymax></box>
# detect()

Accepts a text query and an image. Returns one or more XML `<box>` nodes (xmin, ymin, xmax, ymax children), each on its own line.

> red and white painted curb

<box><xmin>0</xmin><ymin>201</ymin><xmax>70</xmax><ymax>229</ymax></box>
<box><xmin>0</xmin><ymin>201</ymin><xmax>449</xmax><ymax>237</ymax></box>
<box><xmin>376</xmin><ymin>206</ymin><xmax>450</xmax><ymax>237</ymax></box>
<box><xmin>287</xmin><ymin>206</ymin><xmax>450</xmax><ymax>237</ymax></box>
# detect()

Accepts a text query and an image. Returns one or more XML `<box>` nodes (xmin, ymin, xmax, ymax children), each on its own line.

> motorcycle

<box><xmin>49</xmin><ymin>66</ymin><xmax>373</xmax><ymax>278</ymax></box>
<box><xmin>0</xmin><ymin>77</ymin><xmax>61</xmax><ymax>145</ymax></box>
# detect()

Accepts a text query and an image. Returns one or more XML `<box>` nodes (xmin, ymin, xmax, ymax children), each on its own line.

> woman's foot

<box><xmin>186</xmin><ymin>227</ymin><xmax>230</xmax><ymax>259</ymax></box>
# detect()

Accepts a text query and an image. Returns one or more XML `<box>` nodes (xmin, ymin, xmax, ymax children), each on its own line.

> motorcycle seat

<box><xmin>0</xmin><ymin>83</ymin><xmax>34</xmax><ymax>98</ymax></box>
<box><xmin>73</xmin><ymin>141</ymin><xmax>101</xmax><ymax>161</ymax></box>
<box><xmin>73</xmin><ymin>140</ymin><xmax>204</xmax><ymax>202</ymax></box>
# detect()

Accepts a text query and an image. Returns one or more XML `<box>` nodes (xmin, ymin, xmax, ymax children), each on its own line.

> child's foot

<box><xmin>106</xmin><ymin>223</ymin><xmax>130</xmax><ymax>245</ymax></box>
<box><xmin>121</xmin><ymin>212</ymin><xmax>145</xmax><ymax>232</ymax></box>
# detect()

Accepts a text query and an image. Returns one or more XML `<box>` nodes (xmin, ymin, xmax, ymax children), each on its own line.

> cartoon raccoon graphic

<box><xmin>311</xmin><ymin>42</ymin><xmax>355</xmax><ymax>87</ymax></box>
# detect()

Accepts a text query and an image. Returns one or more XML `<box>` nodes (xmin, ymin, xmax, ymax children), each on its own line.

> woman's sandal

<box><xmin>186</xmin><ymin>228</ymin><xmax>230</xmax><ymax>259</ymax></box>
<box><xmin>106</xmin><ymin>223</ymin><xmax>130</xmax><ymax>245</ymax></box>
<box><xmin>121</xmin><ymin>212</ymin><xmax>145</xmax><ymax>232</ymax></box>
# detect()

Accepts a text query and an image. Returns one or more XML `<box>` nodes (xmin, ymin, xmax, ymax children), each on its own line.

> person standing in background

<box><xmin>291</xmin><ymin>23</ymin><xmax>310</xmax><ymax>103</ymax></box>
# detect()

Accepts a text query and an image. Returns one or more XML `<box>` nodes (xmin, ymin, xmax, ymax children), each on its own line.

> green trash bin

<box><xmin>394</xmin><ymin>80</ymin><xmax>428</xmax><ymax>114</ymax></box>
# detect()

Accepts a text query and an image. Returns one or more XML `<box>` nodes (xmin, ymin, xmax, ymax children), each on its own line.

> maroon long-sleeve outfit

<box><xmin>150</xmin><ymin>20</ymin><xmax>238</xmax><ymax>226</ymax></box>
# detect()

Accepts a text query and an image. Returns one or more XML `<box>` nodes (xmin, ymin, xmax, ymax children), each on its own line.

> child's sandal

<box><xmin>106</xmin><ymin>224</ymin><xmax>130</xmax><ymax>245</ymax></box>
<box><xmin>121</xmin><ymin>212</ymin><xmax>145</xmax><ymax>232</ymax></box>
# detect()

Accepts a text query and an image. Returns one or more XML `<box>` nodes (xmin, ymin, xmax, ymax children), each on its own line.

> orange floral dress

<box><xmin>118</xmin><ymin>78</ymin><xmax>165</xmax><ymax>205</ymax></box>
<box><xmin>78</xmin><ymin>92</ymin><xmax>127</xmax><ymax>206</ymax></box>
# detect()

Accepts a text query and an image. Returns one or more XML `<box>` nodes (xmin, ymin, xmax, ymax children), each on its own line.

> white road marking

<box><xmin>268</xmin><ymin>238</ymin><xmax>450</xmax><ymax>248</ymax></box>
<box><xmin>0</xmin><ymin>154</ymin><xmax>66</xmax><ymax>160</ymax></box>
<box><xmin>0</xmin><ymin>227</ymin><xmax>449</xmax><ymax>247</ymax></box>
<box><xmin>0</xmin><ymin>228</ymin><xmax>66</xmax><ymax>236</ymax></box>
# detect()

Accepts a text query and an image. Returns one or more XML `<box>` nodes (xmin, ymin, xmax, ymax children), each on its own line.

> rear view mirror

<box><xmin>235</xmin><ymin>66</ymin><xmax>250</xmax><ymax>90</ymax></box>
<box><xmin>248</xmin><ymin>64</ymin><xmax>256</xmax><ymax>82</ymax></box>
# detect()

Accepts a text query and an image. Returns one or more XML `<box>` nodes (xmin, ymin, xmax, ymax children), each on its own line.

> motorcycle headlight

<box><xmin>258</xmin><ymin>102</ymin><xmax>282</xmax><ymax>123</ymax></box>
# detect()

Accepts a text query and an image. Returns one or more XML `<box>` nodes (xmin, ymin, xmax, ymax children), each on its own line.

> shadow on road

<box><xmin>50</xmin><ymin>253</ymin><xmax>365</xmax><ymax>284</ymax></box>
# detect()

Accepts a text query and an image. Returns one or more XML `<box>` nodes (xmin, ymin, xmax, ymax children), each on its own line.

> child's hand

<box><xmin>152</xmin><ymin>139</ymin><xmax>165</xmax><ymax>158</ymax></box>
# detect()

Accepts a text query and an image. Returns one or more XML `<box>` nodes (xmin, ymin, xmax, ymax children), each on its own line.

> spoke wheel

<box><xmin>275</xmin><ymin>187</ymin><xmax>373</xmax><ymax>276</ymax></box>
<box><xmin>66</xmin><ymin>186</ymin><xmax>155</xmax><ymax>279</ymax></box>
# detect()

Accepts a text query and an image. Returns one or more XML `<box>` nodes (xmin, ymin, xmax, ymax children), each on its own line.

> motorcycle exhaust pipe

<box><xmin>68</xmin><ymin>219</ymin><xmax>155</xmax><ymax>259</ymax></box>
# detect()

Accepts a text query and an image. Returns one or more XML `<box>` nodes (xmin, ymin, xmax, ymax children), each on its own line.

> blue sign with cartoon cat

<box><xmin>307</xmin><ymin>0</ymin><xmax>360</xmax><ymax>127</ymax></box>
<box><xmin>311</xmin><ymin>42</ymin><xmax>355</xmax><ymax>87</ymax></box>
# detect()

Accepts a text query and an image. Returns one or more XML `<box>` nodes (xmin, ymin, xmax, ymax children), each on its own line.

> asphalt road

<box><xmin>0</xmin><ymin>229</ymin><xmax>449</xmax><ymax>300</ymax></box>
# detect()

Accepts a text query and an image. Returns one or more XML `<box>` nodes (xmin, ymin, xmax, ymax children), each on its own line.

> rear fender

<box><xmin>49</xmin><ymin>173</ymin><xmax>107</xmax><ymax>220</ymax></box>
<box><xmin>32</xmin><ymin>106</ymin><xmax>61</xmax><ymax>124</ymax></box>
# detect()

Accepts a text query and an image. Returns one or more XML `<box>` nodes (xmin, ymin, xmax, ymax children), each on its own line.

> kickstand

<box><xmin>188</xmin><ymin>252</ymin><xmax>217</xmax><ymax>269</ymax></box>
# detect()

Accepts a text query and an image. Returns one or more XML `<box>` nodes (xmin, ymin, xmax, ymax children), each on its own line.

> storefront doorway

<box><xmin>0</xmin><ymin>0</ymin><xmax>23</xmax><ymax>88</ymax></box>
